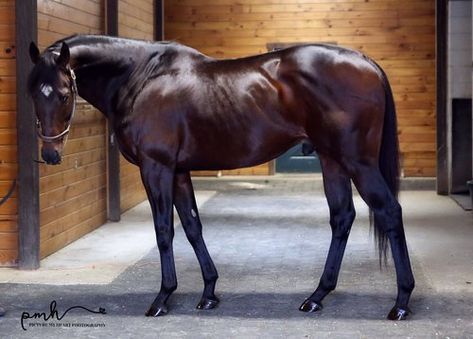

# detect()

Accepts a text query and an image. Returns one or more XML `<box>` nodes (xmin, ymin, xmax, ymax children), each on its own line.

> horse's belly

<box><xmin>177</xmin><ymin>125</ymin><xmax>304</xmax><ymax>171</ymax></box>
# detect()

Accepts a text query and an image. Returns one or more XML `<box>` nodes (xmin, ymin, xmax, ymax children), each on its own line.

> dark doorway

<box><xmin>451</xmin><ymin>98</ymin><xmax>472</xmax><ymax>194</ymax></box>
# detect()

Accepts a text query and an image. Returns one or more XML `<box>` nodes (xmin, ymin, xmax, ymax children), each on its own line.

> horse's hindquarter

<box><xmin>279</xmin><ymin>45</ymin><xmax>386</xmax><ymax>160</ymax></box>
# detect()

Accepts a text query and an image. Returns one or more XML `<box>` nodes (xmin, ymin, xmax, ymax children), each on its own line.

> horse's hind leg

<box><xmin>350</xmin><ymin>163</ymin><xmax>415</xmax><ymax>320</ymax></box>
<box><xmin>300</xmin><ymin>155</ymin><xmax>355</xmax><ymax>313</ymax></box>
<box><xmin>173</xmin><ymin>172</ymin><xmax>219</xmax><ymax>310</ymax></box>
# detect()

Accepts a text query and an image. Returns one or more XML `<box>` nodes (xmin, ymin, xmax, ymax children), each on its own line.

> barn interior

<box><xmin>0</xmin><ymin>0</ymin><xmax>471</xmax><ymax>337</ymax></box>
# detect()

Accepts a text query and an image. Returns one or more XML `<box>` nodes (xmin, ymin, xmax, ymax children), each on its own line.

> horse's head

<box><xmin>28</xmin><ymin>41</ymin><xmax>77</xmax><ymax>165</ymax></box>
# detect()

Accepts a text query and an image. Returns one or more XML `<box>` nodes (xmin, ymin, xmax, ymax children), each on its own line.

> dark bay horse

<box><xmin>27</xmin><ymin>35</ymin><xmax>414</xmax><ymax>320</ymax></box>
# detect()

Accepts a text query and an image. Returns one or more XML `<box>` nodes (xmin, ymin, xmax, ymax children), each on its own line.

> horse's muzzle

<box><xmin>41</xmin><ymin>148</ymin><xmax>62</xmax><ymax>165</ymax></box>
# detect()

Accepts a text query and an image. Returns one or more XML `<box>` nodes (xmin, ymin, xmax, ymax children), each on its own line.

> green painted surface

<box><xmin>276</xmin><ymin>143</ymin><xmax>321</xmax><ymax>173</ymax></box>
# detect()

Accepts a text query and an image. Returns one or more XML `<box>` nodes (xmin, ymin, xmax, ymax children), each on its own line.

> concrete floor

<box><xmin>0</xmin><ymin>176</ymin><xmax>472</xmax><ymax>338</ymax></box>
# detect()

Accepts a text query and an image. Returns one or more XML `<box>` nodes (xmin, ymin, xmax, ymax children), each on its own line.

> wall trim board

<box><xmin>436</xmin><ymin>0</ymin><xmax>448</xmax><ymax>194</ymax></box>
<box><xmin>105</xmin><ymin>0</ymin><xmax>121</xmax><ymax>221</ymax></box>
<box><xmin>16</xmin><ymin>0</ymin><xmax>40</xmax><ymax>269</ymax></box>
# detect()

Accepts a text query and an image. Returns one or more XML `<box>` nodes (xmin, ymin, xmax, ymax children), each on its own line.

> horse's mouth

<box><xmin>41</xmin><ymin>148</ymin><xmax>62</xmax><ymax>165</ymax></box>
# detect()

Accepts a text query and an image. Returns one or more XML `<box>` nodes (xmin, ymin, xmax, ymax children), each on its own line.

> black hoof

<box><xmin>387</xmin><ymin>306</ymin><xmax>411</xmax><ymax>320</ymax></box>
<box><xmin>145</xmin><ymin>304</ymin><xmax>168</xmax><ymax>317</ymax></box>
<box><xmin>196</xmin><ymin>296</ymin><xmax>219</xmax><ymax>310</ymax></box>
<box><xmin>299</xmin><ymin>299</ymin><xmax>323</xmax><ymax>313</ymax></box>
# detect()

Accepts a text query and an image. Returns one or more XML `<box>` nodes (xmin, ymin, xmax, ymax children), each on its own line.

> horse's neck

<box><xmin>68</xmin><ymin>38</ymin><xmax>148</xmax><ymax>122</ymax></box>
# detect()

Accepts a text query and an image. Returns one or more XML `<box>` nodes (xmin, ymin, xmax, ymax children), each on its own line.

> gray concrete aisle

<box><xmin>0</xmin><ymin>178</ymin><xmax>472</xmax><ymax>338</ymax></box>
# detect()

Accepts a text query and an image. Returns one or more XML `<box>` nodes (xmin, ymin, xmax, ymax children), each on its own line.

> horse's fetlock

<box><xmin>162</xmin><ymin>283</ymin><xmax>177</xmax><ymax>294</ymax></box>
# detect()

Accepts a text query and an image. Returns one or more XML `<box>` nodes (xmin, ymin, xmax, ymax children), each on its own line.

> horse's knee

<box><xmin>330</xmin><ymin>208</ymin><xmax>356</xmax><ymax>239</ymax></box>
<box><xmin>156</xmin><ymin>225</ymin><xmax>174</xmax><ymax>250</ymax></box>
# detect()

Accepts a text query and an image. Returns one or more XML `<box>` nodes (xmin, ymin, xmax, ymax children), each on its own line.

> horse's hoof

<box><xmin>299</xmin><ymin>299</ymin><xmax>323</xmax><ymax>313</ymax></box>
<box><xmin>196</xmin><ymin>296</ymin><xmax>219</xmax><ymax>310</ymax></box>
<box><xmin>145</xmin><ymin>304</ymin><xmax>168</xmax><ymax>317</ymax></box>
<box><xmin>387</xmin><ymin>306</ymin><xmax>411</xmax><ymax>320</ymax></box>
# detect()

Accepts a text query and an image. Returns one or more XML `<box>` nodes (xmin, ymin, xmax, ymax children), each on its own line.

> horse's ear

<box><xmin>56</xmin><ymin>42</ymin><xmax>70</xmax><ymax>67</ymax></box>
<box><xmin>29</xmin><ymin>41</ymin><xmax>40</xmax><ymax>64</ymax></box>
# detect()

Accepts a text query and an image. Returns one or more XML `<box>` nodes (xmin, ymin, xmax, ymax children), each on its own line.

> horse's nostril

<box><xmin>41</xmin><ymin>149</ymin><xmax>61</xmax><ymax>165</ymax></box>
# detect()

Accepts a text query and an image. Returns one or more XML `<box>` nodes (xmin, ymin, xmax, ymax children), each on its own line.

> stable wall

<box><xmin>0</xmin><ymin>0</ymin><xmax>17</xmax><ymax>266</ymax></box>
<box><xmin>37</xmin><ymin>0</ymin><xmax>107</xmax><ymax>259</ymax></box>
<box><xmin>118</xmin><ymin>0</ymin><xmax>154</xmax><ymax>212</ymax></box>
<box><xmin>164</xmin><ymin>0</ymin><xmax>437</xmax><ymax>177</ymax></box>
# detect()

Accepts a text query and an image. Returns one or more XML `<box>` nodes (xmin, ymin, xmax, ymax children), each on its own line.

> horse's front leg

<box><xmin>139</xmin><ymin>159</ymin><xmax>177</xmax><ymax>317</ymax></box>
<box><xmin>173</xmin><ymin>172</ymin><xmax>219</xmax><ymax>310</ymax></box>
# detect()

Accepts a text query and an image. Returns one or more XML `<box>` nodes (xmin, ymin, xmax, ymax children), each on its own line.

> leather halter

<box><xmin>36</xmin><ymin>67</ymin><xmax>77</xmax><ymax>143</ymax></box>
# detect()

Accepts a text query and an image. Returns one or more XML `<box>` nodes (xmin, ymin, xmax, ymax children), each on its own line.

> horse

<box><xmin>27</xmin><ymin>34</ymin><xmax>415</xmax><ymax>320</ymax></box>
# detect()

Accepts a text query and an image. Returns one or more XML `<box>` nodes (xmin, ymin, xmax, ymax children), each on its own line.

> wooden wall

<box><xmin>118</xmin><ymin>0</ymin><xmax>154</xmax><ymax>212</ymax></box>
<box><xmin>37</xmin><ymin>0</ymin><xmax>107</xmax><ymax>258</ymax></box>
<box><xmin>0</xmin><ymin>0</ymin><xmax>17</xmax><ymax>266</ymax></box>
<box><xmin>164</xmin><ymin>0</ymin><xmax>436</xmax><ymax>177</ymax></box>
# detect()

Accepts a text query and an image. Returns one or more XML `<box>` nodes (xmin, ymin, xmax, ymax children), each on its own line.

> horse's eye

<box><xmin>60</xmin><ymin>95</ymin><xmax>68</xmax><ymax>103</ymax></box>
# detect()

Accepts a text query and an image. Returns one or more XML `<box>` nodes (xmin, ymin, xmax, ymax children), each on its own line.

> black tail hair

<box><xmin>371</xmin><ymin>61</ymin><xmax>400</xmax><ymax>267</ymax></box>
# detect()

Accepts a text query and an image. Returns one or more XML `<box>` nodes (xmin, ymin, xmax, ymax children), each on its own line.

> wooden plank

<box><xmin>0</xmin><ymin>76</ymin><xmax>15</xmax><ymax>94</ymax></box>
<box><xmin>0</xmin><ymin>42</ymin><xmax>15</xmax><ymax>58</ymax></box>
<box><xmin>0</xmin><ymin>162</ymin><xmax>16</xmax><ymax>180</ymax></box>
<box><xmin>40</xmin><ymin>211</ymin><xmax>107</xmax><ymax>259</ymax></box>
<box><xmin>0</xmin><ymin>220</ymin><xmax>17</xmax><ymax>233</ymax></box>
<box><xmin>38</xmin><ymin>12</ymin><xmax>100</xmax><ymax>36</ymax></box>
<box><xmin>0</xmin><ymin>111</ymin><xmax>16</xmax><ymax>128</ymax></box>
<box><xmin>40</xmin><ymin>186</ymin><xmax>105</xmax><ymax>226</ymax></box>
<box><xmin>0</xmin><ymin>231</ymin><xmax>16</xmax><ymax>250</ymax></box>
<box><xmin>37</xmin><ymin>1</ymin><xmax>102</xmax><ymax>32</ymax></box>
<box><xmin>165</xmin><ymin>9</ymin><xmax>435</xmax><ymax>23</ymax></box>
<box><xmin>0</xmin><ymin>197</ymin><xmax>16</xmax><ymax>215</ymax></box>
<box><xmin>16</xmin><ymin>0</ymin><xmax>39</xmax><ymax>269</ymax></box>
<box><xmin>0</xmin><ymin>143</ymin><xmax>18</xmax><ymax>163</ymax></box>
<box><xmin>172</xmin><ymin>0</ymin><xmax>433</xmax><ymax>6</ymax></box>
<box><xmin>40</xmin><ymin>198</ymin><xmax>106</xmax><ymax>243</ymax></box>
<box><xmin>0</xmin><ymin>249</ymin><xmax>17</xmax><ymax>266</ymax></box>
<box><xmin>0</xmin><ymin>93</ymin><xmax>15</xmax><ymax>110</ymax></box>
<box><xmin>40</xmin><ymin>173</ymin><xmax>106</xmax><ymax>210</ymax></box>
<box><xmin>40</xmin><ymin>160</ymin><xmax>105</xmax><ymax>193</ymax></box>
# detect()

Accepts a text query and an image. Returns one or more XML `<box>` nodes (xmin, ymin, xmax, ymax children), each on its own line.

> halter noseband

<box><xmin>36</xmin><ymin>67</ymin><xmax>77</xmax><ymax>143</ymax></box>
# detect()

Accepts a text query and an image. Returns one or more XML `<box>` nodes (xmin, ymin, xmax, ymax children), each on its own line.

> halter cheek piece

<box><xmin>36</xmin><ymin>67</ymin><xmax>77</xmax><ymax>143</ymax></box>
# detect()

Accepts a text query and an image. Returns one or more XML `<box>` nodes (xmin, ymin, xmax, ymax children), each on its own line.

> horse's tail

<box><xmin>372</xmin><ymin>61</ymin><xmax>400</xmax><ymax>266</ymax></box>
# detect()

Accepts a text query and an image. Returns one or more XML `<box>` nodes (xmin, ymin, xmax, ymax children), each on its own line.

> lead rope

<box><xmin>0</xmin><ymin>179</ymin><xmax>15</xmax><ymax>208</ymax></box>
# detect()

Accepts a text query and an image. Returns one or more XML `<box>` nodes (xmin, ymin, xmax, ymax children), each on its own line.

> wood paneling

<box><xmin>165</xmin><ymin>0</ymin><xmax>436</xmax><ymax>177</ymax></box>
<box><xmin>118</xmin><ymin>0</ymin><xmax>154</xmax><ymax>212</ymax></box>
<box><xmin>0</xmin><ymin>0</ymin><xmax>17</xmax><ymax>266</ymax></box>
<box><xmin>38</xmin><ymin>0</ymin><xmax>107</xmax><ymax>259</ymax></box>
